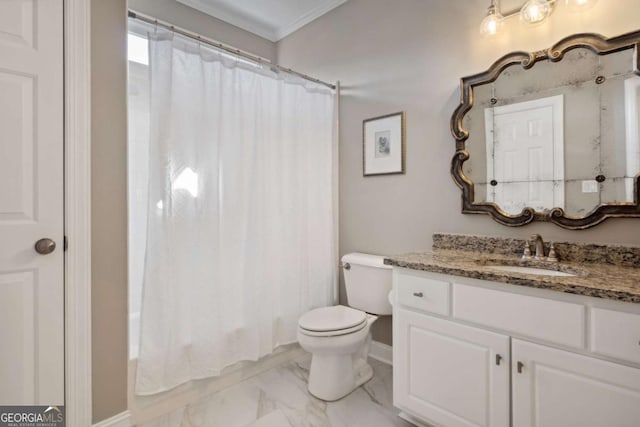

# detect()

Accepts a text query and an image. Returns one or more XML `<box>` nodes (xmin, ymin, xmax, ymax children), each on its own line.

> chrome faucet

<box><xmin>530</xmin><ymin>234</ymin><xmax>545</xmax><ymax>260</ymax></box>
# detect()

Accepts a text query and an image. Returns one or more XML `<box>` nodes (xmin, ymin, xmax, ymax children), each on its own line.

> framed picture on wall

<box><xmin>363</xmin><ymin>111</ymin><xmax>405</xmax><ymax>176</ymax></box>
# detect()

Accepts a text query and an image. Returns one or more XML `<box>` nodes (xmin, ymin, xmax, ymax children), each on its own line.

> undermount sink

<box><xmin>484</xmin><ymin>265</ymin><xmax>578</xmax><ymax>277</ymax></box>
<box><xmin>474</xmin><ymin>258</ymin><xmax>589</xmax><ymax>278</ymax></box>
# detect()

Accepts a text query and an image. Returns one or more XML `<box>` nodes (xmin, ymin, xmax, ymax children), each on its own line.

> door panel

<box><xmin>0</xmin><ymin>0</ymin><xmax>63</xmax><ymax>405</ymax></box>
<box><xmin>0</xmin><ymin>70</ymin><xmax>35</xmax><ymax>221</ymax></box>
<box><xmin>395</xmin><ymin>309</ymin><xmax>510</xmax><ymax>427</ymax></box>
<box><xmin>485</xmin><ymin>95</ymin><xmax>564</xmax><ymax>214</ymax></box>
<box><xmin>0</xmin><ymin>0</ymin><xmax>35</xmax><ymax>48</ymax></box>
<box><xmin>0</xmin><ymin>272</ymin><xmax>35</xmax><ymax>403</ymax></box>
<box><xmin>512</xmin><ymin>339</ymin><xmax>640</xmax><ymax>427</ymax></box>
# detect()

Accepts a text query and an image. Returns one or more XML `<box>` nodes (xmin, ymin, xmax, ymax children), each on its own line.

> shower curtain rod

<box><xmin>128</xmin><ymin>10</ymin><xmax>337</xmax><ymax>90</ymax></box>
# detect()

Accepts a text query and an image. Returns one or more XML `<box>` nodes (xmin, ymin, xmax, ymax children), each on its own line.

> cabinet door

<box><xmin>512</xmin><ymin>339</ymin><xmax>640</xmax><ymax>427</ymax></box>
<box><xmin>394</xmin><ymin>309</ymin><xmax>510</xmax><ymax>427</ymax></box>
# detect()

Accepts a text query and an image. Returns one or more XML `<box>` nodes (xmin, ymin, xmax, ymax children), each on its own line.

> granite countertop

<box><xmin>384</xmin><ymin>249</ymin><xmax>640</xmax><ymax>304</ymax></box>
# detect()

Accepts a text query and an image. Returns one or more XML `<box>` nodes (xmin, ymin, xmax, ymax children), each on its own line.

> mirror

<box><xmin>451</xmin><ymin>31</ymin><xmax>640</xmax><ymax>229</ymax></box>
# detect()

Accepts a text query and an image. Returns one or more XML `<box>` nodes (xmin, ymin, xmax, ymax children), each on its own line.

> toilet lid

<box><xmin>298</xmin><ymin>320</ymin><xmax>368</xmax><ymax>337</ymax></box>
<box><xmin>298</xmin><ymin>305</ymin><xmax>367</xmax><ymax>332</ymax></box>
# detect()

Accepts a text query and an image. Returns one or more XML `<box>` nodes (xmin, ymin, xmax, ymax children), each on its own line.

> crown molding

<box><xmin>176</xmin><ymin>0</ymin><xmax>348</xmax><ymax>42</ymax></box>
<box><xmin>177</xmin><ymin>0</ymin><xmax>276</xmax><ymax>41</ymax></box>
<box><xmin>274</xmin><ymin>0</ymin><xmax>348</xmax><ymax>41</ymax></box>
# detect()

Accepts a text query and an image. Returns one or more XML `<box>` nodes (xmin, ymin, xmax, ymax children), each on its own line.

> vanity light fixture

<box><xmin>480</xmin><ymin>0</ymin><xmax>597</xmax><ymax>36</ymax></box>
<box><xmin>480</xmin><ymin>0</ymin><xmax>504</xmax><ymax>36</ymax></box>
<box><xmin>520</xmin><ymin>0</ymin><xmax>555</xmax><ymax>25</ymax></box>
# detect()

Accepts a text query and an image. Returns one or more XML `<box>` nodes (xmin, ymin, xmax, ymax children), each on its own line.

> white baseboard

<box><xmin>399</xmin><ymin>411</ymin><xmax>434</xmax><ymax>427</ymax></box>
<box><xmin>369</xmin><ymin>340</ymin><xmax>392</xmax><ymax>365</ymax></box>
<box><xmin>93</xmin><ymin>411</ymin><xmax>132</xmax><ymax>427</ymax></box>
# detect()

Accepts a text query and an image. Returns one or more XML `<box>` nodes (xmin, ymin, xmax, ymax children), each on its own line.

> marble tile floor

<box><xmin>139</xmin><ymin>353</ymin><xmax>414</xmax><ymax>427</ymax></box>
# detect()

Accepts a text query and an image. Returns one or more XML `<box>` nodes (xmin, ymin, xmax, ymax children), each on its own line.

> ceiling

<box><xmin>176</xmin><ymin>0</ymin><xmax>349</xmax><ymax>42</ymax></box>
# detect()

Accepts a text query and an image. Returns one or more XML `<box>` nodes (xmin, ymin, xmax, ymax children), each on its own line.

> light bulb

<box><xmin>520</xmin><ymin>0</ymin><xmax>554</xmax><ymax>24</ymax></box>
<box><xmin>480</xmin><ymin>13</ymin><xmax>502</xmax><ymax>36</ymax></box>
<box><xmin>480</xmin><ymin>1</ymin><xmax>503</xmax><ymax>36</ymax></box>
<box><xmin>565</xmin><ymin>0</ymin><xmax>597</xmax><ymax>11</ymax></box>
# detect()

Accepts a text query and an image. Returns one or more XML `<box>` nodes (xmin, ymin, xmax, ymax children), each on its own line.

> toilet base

<box><xmin>307</xmin><ymin>355</ymin><xmax>374</xmax><ymax>401</ymax></box>
<box><xmin>354</xmin><ymin>358</ymin><xmax>374</xmax><ymax>388</ymax></box>
<box><xmin>298</xmin><ymin>312</ymin><xmax>378</xmax><ymax>402</ymax></box>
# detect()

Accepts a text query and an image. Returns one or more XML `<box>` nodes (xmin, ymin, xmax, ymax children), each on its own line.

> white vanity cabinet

<box><xmin>512</xmin><ymin>339</ymin><xmax>640</xmax><ymax>427</ymax></box>
<box><xmin>392</xmin><ymin>268</ymin><xmax>640</xmax><ymax>427</ymax></box>
<box><xmin>394</xmin><ymin>309</ymin><xmax>510</xmax><ymax>427</ymax></box>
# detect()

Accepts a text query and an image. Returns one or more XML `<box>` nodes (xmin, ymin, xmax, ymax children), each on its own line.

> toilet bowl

<box><xmin>297</xmin><ymin>253</ymin><xmax>392</xmax><ymax>401</ymax></box>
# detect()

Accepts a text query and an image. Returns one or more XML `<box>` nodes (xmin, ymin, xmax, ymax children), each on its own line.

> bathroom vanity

<box><xmin>391</xmin><ymin>27</ymin><xmax>640</xmax><ymax>427</ymax></box>
<box><xmin>386</xmin><ymin>234</ymin><xmax>640</xmax><ymax>427</ymax></box>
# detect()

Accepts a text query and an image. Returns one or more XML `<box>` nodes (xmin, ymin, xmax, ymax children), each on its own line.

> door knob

<box><xmin>35</xmin><ymin>238</ymin><xmax>56</xmax><ymax>255</ymax></box>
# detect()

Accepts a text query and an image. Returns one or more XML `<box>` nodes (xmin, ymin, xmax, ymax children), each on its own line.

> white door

<box><xmin>512</xmin><ymin>339</ymin><xmax>640</xmax><ymax>427</ymax></box>
<box><xmin>0</xmin><ymin>0</ymin><xmax>64</xmax><ymax>405</ymax></box>
<box><xmin>485</xmin><ymin>95</ymin><xmax>564</xmax><ymax>214</ymax></box>
<box><xmin>394</xmin><ymin>309</ymin><xmax>510</xmax><ymax>427</ymax></box>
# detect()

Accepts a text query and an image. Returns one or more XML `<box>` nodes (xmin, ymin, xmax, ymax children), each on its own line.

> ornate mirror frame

<box><xmin>451</xmin><ymin>31</ymin><xmax>640</xmax><ymax>230</ymax></box>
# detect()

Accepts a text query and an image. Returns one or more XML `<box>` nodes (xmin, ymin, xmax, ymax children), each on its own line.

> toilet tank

<box><xmin>342</xmin><ymin>253</ymin><xmax>392</xmax><ymax>315</ymax></box>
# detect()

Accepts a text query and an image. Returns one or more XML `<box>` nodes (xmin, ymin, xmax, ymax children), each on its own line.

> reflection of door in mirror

<box><xmin>484</xmin><ymin>95</ymin><xmax>564</xmax><ymax>215</ymax></box>
<box><xmin>625</xmin><ymin>76</ymin><xmax>640</xmax><ymax>201</ymax></box>
<box><xmin>452</xmin><ymin>32</ymin><xmax>640</xmax><ymax>228</ymax></box>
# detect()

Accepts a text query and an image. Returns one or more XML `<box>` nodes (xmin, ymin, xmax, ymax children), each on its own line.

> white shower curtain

<box><xmin>135</xmin><ymin>32</ymin><xmax>337</xmax><ymax>395</ymax></box>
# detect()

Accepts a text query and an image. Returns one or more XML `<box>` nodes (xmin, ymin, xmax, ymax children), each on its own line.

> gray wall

<box><xmin>128</xmin><ymin>0</ymin><xmax>277</xmax><ymax>62</ymax></box>
<box><xmin>277</xmin><ymin>0</ymin><xmax>640</xmax><ymax>345</ymax></box>
<box><xmin>92</xmin><ymin>0</ymin><xmax>128</xmax><ymax>422</ymax></box>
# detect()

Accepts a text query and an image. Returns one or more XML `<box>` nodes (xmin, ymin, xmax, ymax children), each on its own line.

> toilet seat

<box><xmin>298</xmin><ymin>305</ymin><xmax>367</xmax><ymax>337</ymax></box>
<box><xmin>299</xmin><ymin>320</ymin><xmax>367</xmax><ymax>337</ymax></box>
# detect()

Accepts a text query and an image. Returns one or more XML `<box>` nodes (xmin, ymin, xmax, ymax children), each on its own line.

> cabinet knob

<box><xmin>413</xmin><ymin>292</ymin><xmax>424</xmax><ymax>298</ymax></box>
<box><xmin>517</xmin><ymin>361</ymin><xmax>524</xmax><ymax>374</ymax></box>
<box><xmin>495</xmin><ymin>354</ymin><xmax>503</xmax><ymax>366</ymax></box>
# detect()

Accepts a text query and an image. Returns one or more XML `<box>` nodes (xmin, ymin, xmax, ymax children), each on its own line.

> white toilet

<box><xmin>297</xmin><ymin>253</ymin><xmax>392</xmax><ymax>401</ymax></box>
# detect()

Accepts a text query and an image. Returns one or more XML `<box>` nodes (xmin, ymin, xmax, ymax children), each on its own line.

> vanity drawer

<box><xmin>591</xmin><ymin>308</ymin><xmax>640</xmax><ymax>365</ymax></box>
<box><xmin>397</xmin><ymin>272</ymin><xmax>450</xmax><ymax>316</ymax></box>
<box><xmin>453</xmin><ymin>283</ymin><xmax>586</xmax><ymax>348</ymax></box>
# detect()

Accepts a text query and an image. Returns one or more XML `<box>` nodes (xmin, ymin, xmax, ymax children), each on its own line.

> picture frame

<box><xmin>363</xmin><ymin>111</ymin><xmax>406</xmax><ymax>176</ymax></box>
